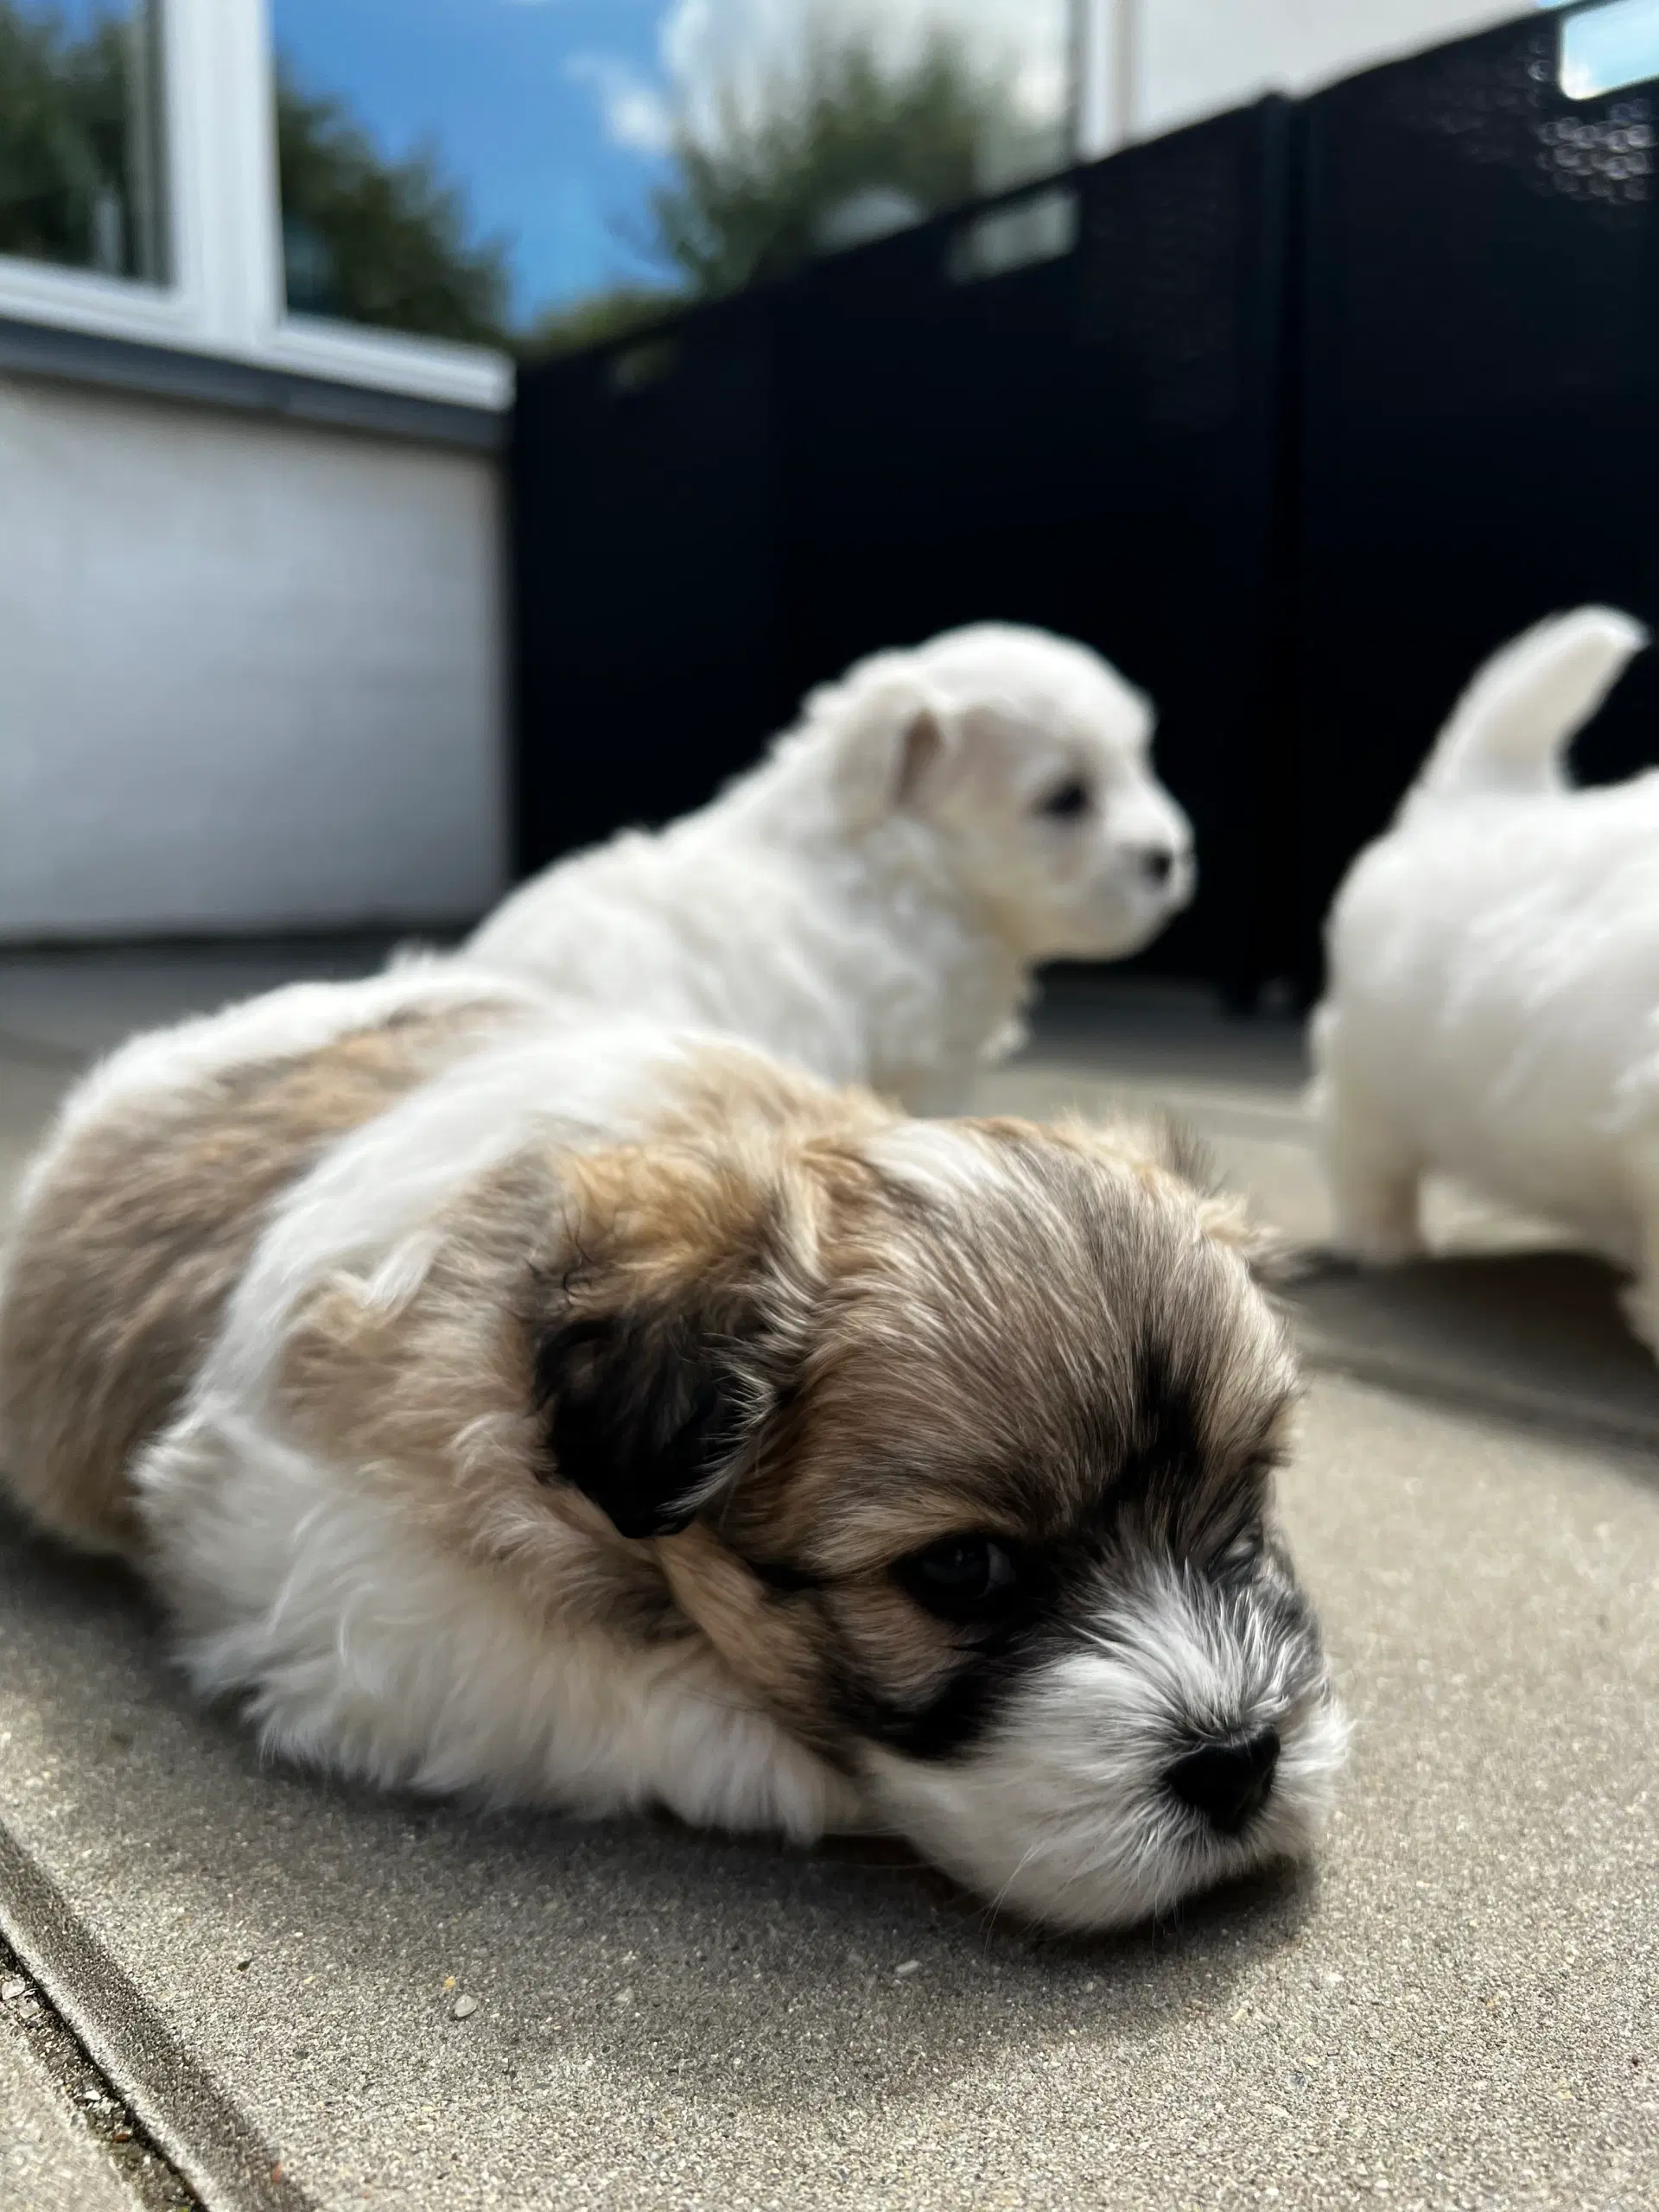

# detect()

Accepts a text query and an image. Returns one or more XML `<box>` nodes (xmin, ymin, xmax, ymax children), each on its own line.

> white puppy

<box><xmin>1311</xmin><ymin>606</ymin><xmax>1659</xmax><ymax>1348</ymax></box>
<box><xmin>463</xmin><ymin>623</ymin><xmax>1194</xmax><ymax>1112</ymax></box>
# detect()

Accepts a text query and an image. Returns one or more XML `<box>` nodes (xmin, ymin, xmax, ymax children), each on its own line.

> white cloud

<box><xmin>564</xmin><ymin>52</ymin><xmax>676</xmax><ymax>154</ymax></box>
<box><xmin>565</xmin><ymin>3</ymin><xmax>1069</xmax><ymax>167</ymax></box>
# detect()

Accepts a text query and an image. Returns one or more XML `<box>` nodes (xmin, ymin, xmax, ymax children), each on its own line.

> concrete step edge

<box><xmin>0</xmin><ymin>1818</ymin><xmax>309</xmax><ymax>2212</ymax></box>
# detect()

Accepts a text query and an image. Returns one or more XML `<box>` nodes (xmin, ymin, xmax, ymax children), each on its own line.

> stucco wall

<box><xmin>1140</xmin><ymin>2</ymin><xmax>1535</xmax><ymax>136</ymax></box>
<box><xmin>0</xmin><ymin>377</ymin><xmax>506</xmax><ymax>939</ymax></box>
<box><xmin>1073</xmin><ymin>1</ymin><xmax>1541</xmax><ymax>150</ymax></box>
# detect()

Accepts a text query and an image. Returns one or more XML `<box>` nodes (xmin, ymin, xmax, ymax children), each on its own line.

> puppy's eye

<box><xmin>1035</xmin><ymin>779</ymin><xmax>1090</xmax><ymax>821</ymax></box>
<box><xmin>1215</xmin><ymin>1526</ymin><xmax>1265</xmax><ymax>1576</ymax></box>
<box><xmin>895</xmin><ymin>1535</ymin><xmax>1020</xmax><ymax>1621</ymax></box>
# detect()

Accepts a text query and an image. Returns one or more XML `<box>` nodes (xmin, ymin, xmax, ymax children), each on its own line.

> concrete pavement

<box><xmin>0</xmin><ymin>954</ymin><xmax>1654</xmax><ymax>2210</ymax></box>
<box><xmin>1</xmin><ymin>1977</ymin><xmax>154</xmax><ymax>2212</ymax></box>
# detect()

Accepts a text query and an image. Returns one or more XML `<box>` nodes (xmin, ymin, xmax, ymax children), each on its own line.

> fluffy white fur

<box><xmin>145</xmin><ymin>1411</ymin><xmax>856</xmax><ymax>1842</ymax></box>
<box><xmin>462</xmin><ymin>623</ymin><xmax>1194</xmax><ymax>1111</ymax></box>
<box><xmin>1311</xmin><ymin>606</ymin><xmax>1659</xmax><ymax>1351</ymax></box>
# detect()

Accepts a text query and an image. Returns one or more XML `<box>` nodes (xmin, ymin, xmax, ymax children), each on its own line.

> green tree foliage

<box><xmin>647</xmin><ymin>25</ymin><xmax>1007</xmax><ymax>296</ymax></box>
<box><xmin>0</xmin><ymin>2</ymin><xmax>156</xmax><ymax>276</ymax></box>
<box><xmin>528</xmin><ymin>23</ymin><xmax>1025</xmax><ymax>358</ymax></box>
<box><xmin>276</xmin><ymin>73</ymin><xmax>511</xmax><ymax>346</ymax></box>
<box><xmin>518</xmin><ymin>281</ymin><xmax>683</xmax><ymax>360</ymax></box>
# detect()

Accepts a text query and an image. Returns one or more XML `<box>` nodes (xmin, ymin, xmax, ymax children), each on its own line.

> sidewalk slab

<box><xmin>0</xmin><ymin>944</ymin><xmax>389</xmax><ymax>1063</ymax></box>
<box><xmin>2</xmin><ymin>1375</ymin><xmax>1655</xmax><ymax>2210</ymax></box>
<box><xmin>1</xmin><ymin>1999</ymin><xmax>141</xmax><ymax>2212</ymax></box>
<box><xmin>1027</xmin><ymin>972</ymin><xmax>1309</xmax><ymax>1099</ymax></box>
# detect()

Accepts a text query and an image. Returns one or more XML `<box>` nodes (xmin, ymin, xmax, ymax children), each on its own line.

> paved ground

<box><xmin>0</xmin><ymin>951</ymin><xmax>1654</xmax><ymax>2210</ymax></box>
<box><xmin>1</xmin><ymin>1993</ymin><xmax>141</xmax><ymax>2212</ymax></box>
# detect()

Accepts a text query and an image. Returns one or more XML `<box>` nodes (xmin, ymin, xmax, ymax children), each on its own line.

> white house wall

<box><xmin>1077</xmin><ymin>1</ymin><xmax>1539</xmax><ymax>152</ymax></box>
<box><xmin>0</xmin><ymin>378</ymin><xmax>506</xmax><ymax>940</ymax></box>
<box><xmin>1138</xmin><ymin>1</ymin><xmax>1538</xmax><ymax>136</ymax></box>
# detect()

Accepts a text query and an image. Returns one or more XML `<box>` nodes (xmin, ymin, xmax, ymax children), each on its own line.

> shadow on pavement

<box><xmin>1294</xmin><ymin>1247</ymin><xmax>1659</xmax><ymax>1466</ymax></box>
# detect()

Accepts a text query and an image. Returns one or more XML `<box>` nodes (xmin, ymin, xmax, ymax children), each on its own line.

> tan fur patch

<box><xmin>654</xmin><ymin>1523</ymin><xmax>841</xmax><ymax>1752</ymax></box>
<box><xmin>0</xmin><ymin>998</ymin><xmax>521</xmax><ymax>1554</ymax></box>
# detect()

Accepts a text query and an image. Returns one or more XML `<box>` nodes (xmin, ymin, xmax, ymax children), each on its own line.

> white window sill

<box><xmin>0</xmin><ymin>259</ymin><xmax>198</xmax><ymax>347</ymax></box>
<box><xmin>261</xmin><ymin>315</ymin><xmax>512</xmax><ymax>410</ymax></box>
<box><xmin>0</xmin><ymin>257</ymin><xmax>511</xmax><ymax>415</ymax></box>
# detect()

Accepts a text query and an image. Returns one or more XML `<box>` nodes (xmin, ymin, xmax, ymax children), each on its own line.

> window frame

<box><xmin>0</xmin><ymin>0</ymin><xmax>511</xmax><ymax>410</ymax></box>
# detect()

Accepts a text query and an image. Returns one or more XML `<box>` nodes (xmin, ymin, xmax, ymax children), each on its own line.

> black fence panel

<box><xmin>511</xmin><ymin>295</ymin><xmax>787</xmax><ymax>874</ymax></box>
<box><xmin>1290</xmin><ymin>10</ymin><xmax>1659</xmax><ymax>992</ymax></box>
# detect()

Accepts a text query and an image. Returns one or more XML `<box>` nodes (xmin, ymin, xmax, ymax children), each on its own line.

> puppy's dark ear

<box><xmin>532</xmin><ymin>1306</ymin><xmax>756</xmax><ymax>1540</ymax></box>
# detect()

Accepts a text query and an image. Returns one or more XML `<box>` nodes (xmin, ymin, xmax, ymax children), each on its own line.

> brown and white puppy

<box><xmin>0</xmin><ymin>970</ymin><xmax>1344</xmax><ymax>1932</ymax></box>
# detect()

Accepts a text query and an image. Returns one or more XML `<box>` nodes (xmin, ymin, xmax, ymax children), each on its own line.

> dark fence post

<box><xmin>510</xmin><ymin>291</ymin><xmax>787</xmax><ymax>878</ymax></box>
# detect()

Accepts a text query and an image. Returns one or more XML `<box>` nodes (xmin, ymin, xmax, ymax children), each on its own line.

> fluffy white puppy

<box><xmin>0</xmin><ymin>966</ymin><xmax>1342</xmax><ymax>1934</ymax></box>
<box><xmin>1312</xmin><ymin>606</ymin><xmax>1659</xmax><ymax>1347</ymax></box>
<box><xmin>463</xmin><ymin>623</ymin><xmax>1194</xmax><ymax>1112</ymax></box>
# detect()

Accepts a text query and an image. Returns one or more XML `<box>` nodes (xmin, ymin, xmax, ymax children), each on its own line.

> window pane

<box><xmin>270</xmin><ymin>1</ymin><xmax>1070</xmax><ymax>357</ymax></box>
<box><xmin>0</xmin><ymin>0</ymin><xmax>167</xmax><ymax>283</ymax></box>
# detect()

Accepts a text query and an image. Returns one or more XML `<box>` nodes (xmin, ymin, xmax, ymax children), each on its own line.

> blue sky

<box><xmin>272</xmin><ymin>0</ymin><xmax>677</xmax><ymax>323</ymax></box>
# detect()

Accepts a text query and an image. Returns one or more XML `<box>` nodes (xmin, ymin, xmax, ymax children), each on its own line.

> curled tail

<box><xmin>1407</xmin><ymin>606</ymin><xmax>1648</xmax><ymax>813</ymax></box>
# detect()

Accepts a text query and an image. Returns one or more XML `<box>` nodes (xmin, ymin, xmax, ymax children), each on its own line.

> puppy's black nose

<box><xmin>1166</xmin><ymin>1728</ymin><xmax>1279</xmax><ymax>1835</ymax></box>
<box><xmin>1136</xmin><ymin>845</ymin><xmax>1176</xmax><ymax>887</ymax></box>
